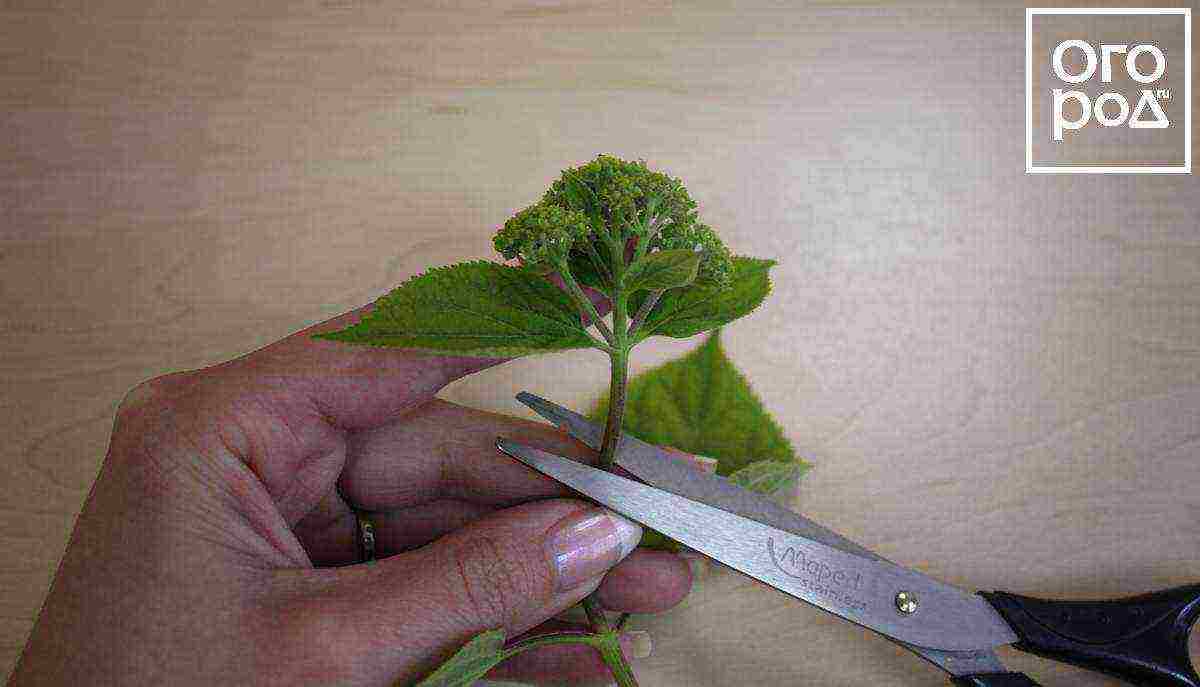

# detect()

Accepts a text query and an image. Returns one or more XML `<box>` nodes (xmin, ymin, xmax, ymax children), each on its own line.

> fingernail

<box><xmin>545</xmin><ymin>508</ymin><xmax>642</xmax><ymax>592</ymax></box>
<box><xmin>620</xmin><ymin>630</ymin><xmax>653</xmax><ymax>659</ymax></box>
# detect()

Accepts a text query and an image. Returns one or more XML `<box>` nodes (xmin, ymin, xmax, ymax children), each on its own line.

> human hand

<box><xmin>9</xmin><ymin>304</ymin><xmax>693</xmax><ymax>686</ymax></box>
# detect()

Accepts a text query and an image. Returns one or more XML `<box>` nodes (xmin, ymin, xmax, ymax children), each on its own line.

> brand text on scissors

<box><xmin>767</xmin><ymin>538</ymin><xmax>868</xmax><ymax>613</ymax></box>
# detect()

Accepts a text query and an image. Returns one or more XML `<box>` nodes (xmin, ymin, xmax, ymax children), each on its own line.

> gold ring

<box><xmin>355</xmin><ymin>511</ymin><xmax>377</xmax><ymax>564</ymax></box>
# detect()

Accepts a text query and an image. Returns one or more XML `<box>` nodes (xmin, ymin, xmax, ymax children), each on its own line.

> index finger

<box><xmin>338</xmin><ymin>399</ymin><xmax>598</xmax><ymax>511</ymax></box>
<box><xmin>338</xmin><ymin>398</ymin><xmax>719</xmax><ymax>512</ymax></box>
<box><xmin>209</xmin><ymin>302</ymin><xmax>507</xmax><ymax>429</ymax></box>
<box><xmin>211</xmin><ymin>269</ymin><xmax>612</xmax><ymax>431</ymax></box>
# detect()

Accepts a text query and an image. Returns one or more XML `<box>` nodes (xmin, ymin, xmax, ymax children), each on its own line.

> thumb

<box><xmin>272</xmin><ymin>499</ymin><xmax>642</xmax><ymax>687</ymax></box>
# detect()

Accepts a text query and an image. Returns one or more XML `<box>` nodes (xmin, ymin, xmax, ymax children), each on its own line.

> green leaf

<box><xmin>413</xmin><ymin>629</ymin><xmax>506</xmax><ymax>687</ymax></box>
<box><xmin>594</xmin><ymin>329</ymin><xmax>803</xmax><ymax>475</ymax></box>
<box><xmin>593</xmin><ymin>330</ymin><xmax>809</xmax><ymax>550</ymax></box>
<box><xmin>314</xmin><ymin>261</ymin><xmax>598</xmax><ymax>357</ymax></box>
<box><xmin>633</xmin><ymin>256</ymin><xmax>774</xmax><ymax>341</ymax></box>
<box><xmin>624</xmin><ymin>249</ymin><xmax>701</xmax><ymax>292</ymax></box>
<box><xmin>728</xmin><ymin>459</ymin><xmax>809</xmax><ymax>497</ymax></box>
<box><xmin>566</xmin><ymin>243</ymin><xmax>612</xmax><ymax>293</ymax></box>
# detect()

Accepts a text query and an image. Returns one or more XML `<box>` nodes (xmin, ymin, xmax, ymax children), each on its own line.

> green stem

<box><xmin>599</xmin><ymin>294</ymin><xmax>629</xmax><ymax>468</ymax></box>
<box><xmin>632</xmin><ymin>220</ymin><xmax>655</xmax><ymax>263</ymax></box>
<box><xmin>598</xmin><ymin>632</ymin><xmax>640</xmax><ymax>687</ymax></box>
<box><xmin>570</xmin><ymin>221</ymin><xmax>640</xmax><ymax>687</ymax></box>
<box><xmin>581</xmin><ymin>596</ymin><xmax>611</xmax><ymax>632</ymax></box>
<box><xmin>626</xmin><ymin>289</ymin><xmax>663</xmax><ymax>339</ymax></box>
<box><xmin>499</xmin><ymin>631</ymin><xmax>603</xmax><ymax>660</ymax></box>
<box><xmin>599</xmin><ymin>346</ymin><xmax>628</xmax><ymax>468</ymax></box>
<box><xmin>499</xmin><ymin>629</ymin><xmax>639</xmax><ymax>687</ymax></box>
<box><xmin>580</xmin><ymin>596</ymin><xmax>639</xmax><ymax>687</ymax></box>
<box><xmin>556</xmin><ymin>261</ymin><xmax>615</xmax><ymax>346</ymax></box>
<box><xmin>583</xmin><ymin>240</ymin><xmax>613</xmax><ymax>286</ymax></box>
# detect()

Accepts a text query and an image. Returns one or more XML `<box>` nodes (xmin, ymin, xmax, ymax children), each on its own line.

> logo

<box><xmin>1049</xmin><ymin>40</ymin><xmax>1170</xmax><ymax>141</ymax></box>
<box><xmin>767</xmin><ymin>538</ymin><xmax>868</xmax><ymax>613</ymax></box>
<box><xmin>1026</xmin><ymin>8</ymin><xmax>1191</xmax><ymax>173</ymax></box>
<box><xmin>766</xmin><ymin>538</ymin><xmax>863</xmax><ymax>589</ymax></box>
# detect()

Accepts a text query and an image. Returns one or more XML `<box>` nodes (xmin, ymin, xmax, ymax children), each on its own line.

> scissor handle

<box><xmin>977</xmin><ymin>584</ymin><xmax>1200</xmax><ymax>687</ymax></box>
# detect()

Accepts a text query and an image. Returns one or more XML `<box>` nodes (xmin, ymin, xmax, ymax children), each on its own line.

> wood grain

<box><xmin>1</xmin><ymin>1</ymin><xmax>1197</xmax><ymax>684</ymax></box>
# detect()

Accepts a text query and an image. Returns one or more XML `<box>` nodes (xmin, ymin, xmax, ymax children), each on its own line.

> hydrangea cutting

<box><xmin>317</xmin><ymin>155</ymin><xmax>800</xmax><ymax>687</ymax></box>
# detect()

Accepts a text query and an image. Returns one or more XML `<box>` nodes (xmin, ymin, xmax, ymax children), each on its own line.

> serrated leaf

<box><xmin>624</xmin><ymin>249</ymin><xmax>701</xmax><ymax>292</ymax></box>
<box><xmin>728</xmin><ymin>460</ymin><xmax>809</xmax><ymax>497</ymax></box>
<box><xmin>412</xmin><ymin>629</ymin><xmax>506</xmax><ymax>687</ymax></box>
<box><xmin>594</xmin><ymin>330</ymin><xmax>806</xmax><ymax>476</ymax></box>
<box><xmin>633</xmin><ymin>257</ymin><xmax>774</xmax><ymax>341</ymax></box>
<box><xmin>593</xmin><ymin>330</ymin><xmax>809</xmax><ymax>551</ymax></box>
<box><xmin>315</xmin><ymin>261</ymin><xmax>597</xmax><ymax>357</ymax></box>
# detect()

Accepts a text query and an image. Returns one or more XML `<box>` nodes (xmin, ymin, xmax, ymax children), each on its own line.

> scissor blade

<box><xmin>498</xmin><ymin>440</ymin><xmax>1017</xmax><ymax>653</ymax></box>
<box><xmin>516</xmin><ymin>391</ymin><xmax>884</xmax><ymax>562</ymax></box>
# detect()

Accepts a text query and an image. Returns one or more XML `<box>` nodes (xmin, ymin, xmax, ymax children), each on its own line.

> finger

<box><xmin>270</xmin><ymin>499</ymin><xmax>642</xmax><ymax>687</ymax></box>
<box><xmin>371</xmin><ymin>500</ymin><xmax>492</xmax><ymax>553</ymax></box>
<box><xmin>291</xmin><ymin>485</ymin><xmax>356</xmax><ymax>566</ymax></box>
<box><xmin>181</xmin><ymin>284</ymin><xmax>608</xmax><ymax>526</ymax></box>
<box><xmin>204</xmin><ymin>303</ymin><xmax>507</xmax><ymax>430</ymax></box>
<box><xmin>298</xmin><ymin>500</ymin><xmax>693</xmax><ymax>612</ymax></box>
<box><xmin>208</xmin><ymin>270</ymin><xmax>612</xmax><ymax>431</ymax></box>
<box><xmin>339</xmin><ymin>399</ymin><xmax>598</xmax><ymax>511</ymax></box>
<box><xmin>140</xmin><ymin>303</ymin><xmax>511</xmax><ymax>529</ymax></box>
<box><xmin>485</xmin><ymin>620</ymin><xmax>651</xmax><ymax>687</ymax></box>
<box><xmin>294</xmin><ymin>495</ymin><xmax>494</xmax><ymax>564</ymax></box>
<box><xmin>594</xmin><ymin>549</ymin><xmax>693</xmax><ymax>614</ymax></box>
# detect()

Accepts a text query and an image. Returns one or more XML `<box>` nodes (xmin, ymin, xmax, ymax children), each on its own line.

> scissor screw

<box><xmin>895</xmin><ymin>591</ymin><xmax>919</xmax><ymax>615</ymax></box>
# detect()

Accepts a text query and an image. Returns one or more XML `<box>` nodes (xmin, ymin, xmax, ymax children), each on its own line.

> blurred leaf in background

<box><xmin>592</xmin><ymin>329</ymin><xmax>809</xmax><ymax>548</ymax></box>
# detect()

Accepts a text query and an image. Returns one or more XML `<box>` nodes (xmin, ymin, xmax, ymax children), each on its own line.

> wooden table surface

<box><xmin>2</xmin><ymin>1</ymin><xmax>1197</xmax><ymax>684</ymax></box>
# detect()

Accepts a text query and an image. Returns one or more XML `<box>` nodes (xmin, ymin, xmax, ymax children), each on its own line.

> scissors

<box><xmin>497</xmin><ymin>391</ymin><xmax>1200</xmax><ymax>687</ymax></box>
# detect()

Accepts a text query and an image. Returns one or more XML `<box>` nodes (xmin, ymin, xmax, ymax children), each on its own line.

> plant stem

<box><xmin>499</xmin><ymin>629</ymin><xmax>638</xmax><ymax>687</ymax></box>
<box><xmin>581</xmin><ymin>596</ymin><xmax>611</xmax><ymax>632</ymax></box>
<box><xmin>570</xmin><ymin>228</ymin><xmax>640</xmax><ymax>687</ymax></box>
<box><xmin>626</xmin><ymin>289</ymin><xmax>663</xmax><ymax>339</ymax></box>
<box><xmin>583</xmin><ymin>240</ymin><xmax>613</xmax><ymax>286</ymax></box>
<box><xmin>597</xmin><ymin>633</ymin><xmax>640</xmax><ymax>687</ymax></box>
<box><xmin>580</xmin><ymin>595</ymin><xmax>639</xmax><ymax>687</ymax></box>
<box><xmin>499</xmin><ymin>631</ymin><xmax>600</xmax><ymax>660</ymax></box>
<box><xmin>599</xmin><ymin>293</ymin><xmax>629</xmax><ymax>468</ymax></box>
<box><xmin>556</xmin><ymin>262</ymin><xmax>615</xmax><ymax>345</ymax></box>
<box><xmin>599</xmin><ymin>346</ymin><xmax>628</xmax><ymax>468</ymax></box>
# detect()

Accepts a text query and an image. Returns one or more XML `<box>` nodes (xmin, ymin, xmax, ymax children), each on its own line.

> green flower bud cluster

<box><xmin>495</xmin><ymin>155</ymin><xmax>734</xmax><ymax>291</ymax></box>
<box><xmin>653</xmin><ymin>222</ymin><xmax>734</xmax><ymax>288</ymax></box>
<box><xmin>544</xmin><ymin>155</ymin><xmax>698</xmax><ymax>240</ymax></box>
<box><xmin>494</xmin><ymin>203</ymin><xmax>591</xmax><ymax>267</ymax></box>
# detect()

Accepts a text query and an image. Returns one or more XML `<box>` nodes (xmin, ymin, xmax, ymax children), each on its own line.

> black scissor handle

<box><xmin>976</xmin><ymin>584</ymin><xmax>1200</xmax><ymax>687</ymax></box>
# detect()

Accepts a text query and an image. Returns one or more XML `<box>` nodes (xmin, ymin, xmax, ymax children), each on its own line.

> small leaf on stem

<box><xmin>631</xmin><ymin>257</ymin><xmax>775</xmax><ymax>341</ymax></box>
<box><xmin>624</xmin><ymin>249</ymin><xmax>701</xmax><ymax>292</ymax></box>
<box><xmin>413</xmin><ymin>629</ymin><xmax>506</xmax><ymax>687</ymax></box>
<box><xmin>728</xmin><ymin>459</ymin><xmax>809</xmax><ymax>496</ymax></box>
